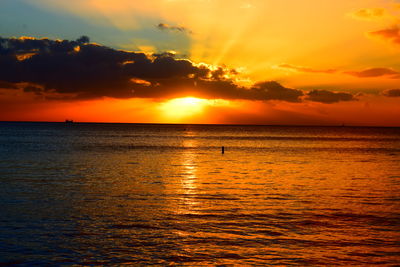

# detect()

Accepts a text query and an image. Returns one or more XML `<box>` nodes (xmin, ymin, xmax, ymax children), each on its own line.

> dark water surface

<box><xmin>1</xmin><ymin>122</ymin><xmax>399</xmax><ymax>265</ymax></box>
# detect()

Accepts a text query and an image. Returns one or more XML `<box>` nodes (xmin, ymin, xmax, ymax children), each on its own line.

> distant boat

<box><xmin>65</xmin><ymin>119</ymin><xmax>74</xmax><ymax>123</ymax></box>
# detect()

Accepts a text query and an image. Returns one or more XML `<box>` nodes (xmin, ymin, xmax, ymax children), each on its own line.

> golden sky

<box><xmin>0</xmin><ymin>0</ymin><xmax>399</xmax><ymax>125</ymax></box>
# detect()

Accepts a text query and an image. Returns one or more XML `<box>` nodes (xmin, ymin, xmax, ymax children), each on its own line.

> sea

<box><xmin>0</xmin><ymin>122</ymin><xmax>399</xmax><ymax>266</ymax></box>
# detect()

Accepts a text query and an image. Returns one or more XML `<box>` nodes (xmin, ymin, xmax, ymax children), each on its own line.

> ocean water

<box><xmin>0</xmin><ymin>122</ymin><xmax>399</xmax><ymax>265</ymax></box>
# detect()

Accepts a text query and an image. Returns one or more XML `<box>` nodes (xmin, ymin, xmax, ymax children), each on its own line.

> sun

<box><xmin>159</xmin><ymin>97</ymin><xmax>207</xmax><ymax>122</ymax></box>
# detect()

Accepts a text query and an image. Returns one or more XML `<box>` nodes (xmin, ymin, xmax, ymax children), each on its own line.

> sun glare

<box><xmin>160</xmin><ymin>97</ymin><xmax>207</xmax><ymax>122</ymax></box>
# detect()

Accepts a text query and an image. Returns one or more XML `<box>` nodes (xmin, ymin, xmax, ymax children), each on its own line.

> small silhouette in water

<box><xmin>222</xmin><ymin>146</ymin><xmax>225</xmax><ymax>154</ymax></box>
<box><xmin>65</xmin><ymin>119</ymin><xmax>74</xmax><ymax>123</ymax></box>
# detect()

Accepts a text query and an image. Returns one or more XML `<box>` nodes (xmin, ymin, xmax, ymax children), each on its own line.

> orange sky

<box><xmin>0</xmin><ymin>0</ymin><xmax>399</xmax><ymax>126</ymax></box>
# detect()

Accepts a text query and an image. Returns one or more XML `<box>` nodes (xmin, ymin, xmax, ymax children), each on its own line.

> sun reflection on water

<box><xmin>177</xmin><ymin>133</ymin><xmax>200</xmax><ymax>214</ymax></box>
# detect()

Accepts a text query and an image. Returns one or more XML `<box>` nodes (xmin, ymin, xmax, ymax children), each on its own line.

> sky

<box><xmin>0</xmin><ymin>0</ymin><xmax>399</xmax><ymax>126</ymax></box>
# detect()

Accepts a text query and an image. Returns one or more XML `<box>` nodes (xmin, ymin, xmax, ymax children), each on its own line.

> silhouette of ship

<box><xmin>65</xmin><ymin>119</ymin><xmax>74</xmax><ymax>123</ymax></box>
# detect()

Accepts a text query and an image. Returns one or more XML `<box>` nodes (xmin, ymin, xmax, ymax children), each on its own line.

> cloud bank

<box><xmin>0</xmin><ymin>36</ymin><xmax>357</xmax><ymax>103</ymax></box>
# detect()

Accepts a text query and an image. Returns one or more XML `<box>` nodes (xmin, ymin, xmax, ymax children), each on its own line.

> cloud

<box><xmin>369</xmin><ymin>25</ymin><xmax>400</xmax><ymax>46</ymax></box>
<box><xmin>350</xmin><ymin>8</ymin><xmax>387</xmax><ymax>20</ymax></box>
<box><xmin>305</xmin><ymin>90</ymin><xmax>357</xmax><ymax>104</ymax></box>
<box><xmin>0</xmin><ymin>81</ymin><xmax>18</xmax><ymax>89</ymax></box>
<box><xmin>280</xmin><ymin>63</ymin><xmax>400</xmax><ymax>79</ymax></box>
<box><xmin>344</xmin><ymin>67</ymin><xmax>400</xmax><ymax>78</ymax></box>
<box><xmin>0</xmin><ymin>36</ymin><xmax>355</xmax><ymax>104</ymax></box>
<box><xmin>250</xmin><ymin>81</ymin><xmax>303</xmax><ymax>102</ymax></box>
<box><xmin>382</xmin><ymin>89</ymin><xmax>400</xmax><ymax>97</ymax></box>
<box><xmin>157</xmin><ymin>23</ymin><xmax>192</xmax><ymax>34</ymax></box>
<box><xmin>23</xmin><ymin>85</ymin><xmax>44</xmax><ymax>95</ymax></box>
<box><xmin>279</xmin><ymin>64</ymin><xmax>337</xmax><ymax>74</ymax></box>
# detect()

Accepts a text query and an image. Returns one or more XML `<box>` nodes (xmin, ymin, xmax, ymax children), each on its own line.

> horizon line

<box><xmin>1</xmin><ymin>120</ymin><xmax>399</xmax><ymax>128</ymax></box>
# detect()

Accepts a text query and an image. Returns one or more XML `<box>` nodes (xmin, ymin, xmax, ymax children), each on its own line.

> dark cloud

<box><xmin>0</xmin><ymin>36</ymin><xmax>207</xmax><ymax>99</ymax></box>
<box><xmin>23</xmin><ymin>85</ymin><xmax>43</xmax><ymax>95</ymax></box>
<box><xmin>305</xmin><ymin>90</ymin><xmax>357</xmax><ymax>104</ymax></box>
<box><xmin>369</xmin><ymin>26</ymin><xmax>400</xmax><ymax>45</ymax></box>
<box><xmin>279</xmin><ymin>64</ymin><xmax>337</xmax><ymax>74</ymax></box>
<box><xmin>0</xmin><ymin>36</ymin><xmax>355</xmax><ymax>104</ymax></box>
<box><xmin>382</xmin><ymin>89</ymin><xmax>400</xmax><ymax>97</ymax></box>
<box><xmin>0</xmin><ymin>80</ymin><xmax>18</xmax><ymax>89</ymax></box>
<box><xmin>76</xmin><ymin>36</ymin><xmax>90</xmax><ymax>44</ymax></box>
<box><xmin>157</xmin><ymin>23</ymin><xmax>192</xmax><ymax>34</ymax></box>
<box><xmin>344</xmin><ymin>67</ymin><xmax>400</xmax><ymax>78</ymax></box>
<box><xmin>250</xmin><ymin>81</ymin><xmax>303</xmax><ymax>102</ymax></box>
